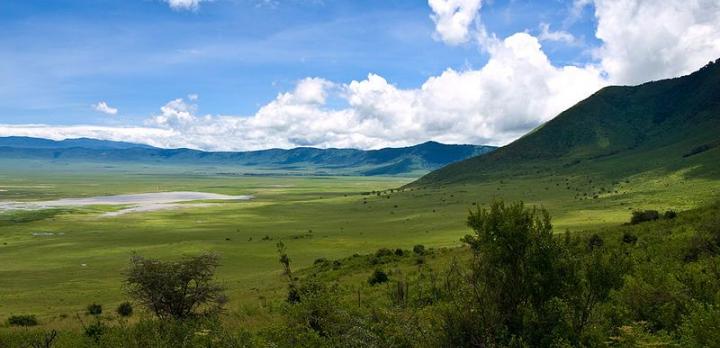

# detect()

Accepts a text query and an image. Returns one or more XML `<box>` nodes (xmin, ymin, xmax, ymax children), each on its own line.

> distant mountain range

<box><xmin>413</xmin><ymin>58</ymin><xmax>720</xmax><ymax>186</ymax></box>
<box><xmin>0</xmin><ymin>137</ymin><xmax>496</xmax><ymax>176</ymax></box>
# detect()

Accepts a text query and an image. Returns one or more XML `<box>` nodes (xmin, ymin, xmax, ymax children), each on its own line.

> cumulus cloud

<box><xmin>4</xmin><ymin>0</ymin><xmax>719</xmax><ymax>151</ymax></box>
<box><xmin>148</xmin><ymin>97</ymin><xmax>200</xmax><ymax>128</ymax></box>
<box><xmin>538</xmin><ymin>23</ymin><xmax>575</xmax><ymax>44</ymax></box>
<box><xmin>0</xmin><ymin>124</ymin><xmax>175</xmax><ymax>147</ymax></box>
<box><xmin>53</xmin><ymin>39</ymin><xmax>601</xmax><ymax>151</ymax></box>
<box><xmin>92</xmin><ymin>101</ymin><xmax>118</xmax><ymax>115</ymax></box>
<box><xmin>163</xmin><ymin>0</ymin><xmax>209</xmax><ymax>11</ymax></box>
<box><xmin>592</xmin><ymin>0</ymin><xmax>720</xmax><ymax>85</ymax></box>
<box><xmin>429</xmin><ymin>0</ymin><xmax>483</xmax><ymax>45</ymax></box>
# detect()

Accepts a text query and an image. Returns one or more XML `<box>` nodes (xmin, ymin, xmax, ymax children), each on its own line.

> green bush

<box><xmin>117</xmin><ymin>301</ymin><xmax>133</xmax><ymax>317</ymax></box>
<box><xmin>412</xmin><ymin>244</ymin><xmax>425</xmax><ymax>255</ymax></box>
<box><xmin>7</xmin><ymin>314</ymin><xmax>38</xmax><ymax>327</ymax></box>
<box><xmin>622</xmin><ymin>232</ymin><xmax>638</xmax><ymax>244</ymax></box>
<box><xmin>368</xmin><ymin>269</ymin><xmax>389</xmax><ymax>286</ymax></box>
<box><xmin>588</xmin><ymin>233</ymin><xmax>604</xmax><ymax>249</ymax></box>
<box><xmin>630</xmin><ymin>210</ymin><xmax>660</xmax><ymax>224</ymax></box>
<box><xmin>680</xmin><ymin>302</ymin><xmax>720</xmax><ymax>346</ymax></box>
<box><xmin>86</xmin><ymin>303</ymin><xmax>103</xmax><ymax>316</ymax></box>
<box><xmin>375</xmin><ymin>248</ymin><xmax>394</xmax><ymax>258</ymax></box>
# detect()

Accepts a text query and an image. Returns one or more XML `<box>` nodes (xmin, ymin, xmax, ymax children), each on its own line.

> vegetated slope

<box><xmin>414</xmin><ymin>58</ymin><xmax>720</xmax><ymax>186</ymax></box>
<box><xmin>0</xmin><ymin>138</ymin><xmax>495</xmax><ymax>176</ymax></box>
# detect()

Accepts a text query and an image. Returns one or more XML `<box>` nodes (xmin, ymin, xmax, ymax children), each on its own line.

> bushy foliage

<box><xmin>86</xmin><ymin>303</ymin><xmax>102</xmax><ymax>316</ymax></box>
<box><xmin>7</xmin><ymin>199</ymin><xmax>720</xmax><ymax>347</ymax></box>
<box><xmin>368</xmin><ymin>269</ymin><xmax>389</xmax><ymax>286</ymax></box>
<box><xmin>439</xmin><ymin>200</ymin><xmax>627</xmax><ymax>346</ymax></box>
<box><xmin>630</xmin><ymin>209</ymin><xmax>660</xmax><ymax>224</ymax></box>
<box><xmin>7</xmin><ymin>314</ymin><xmax>38</xmax><ymax>327</ymax></box>
<box><xmin>117</xmin><ymin>302</ymin><xmax>133</xmax><ymax>317</ymax></box>
<box><xmin>124</xmin><ymin>253</ymin><xmax>226</xmax><ymax>320</ymax></box>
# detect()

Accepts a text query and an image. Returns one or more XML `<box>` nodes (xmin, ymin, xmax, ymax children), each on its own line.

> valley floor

<box><xmin>0</xmin><ymin>160</ymin><xmax>719</xmax><ymax>327</ymax></box>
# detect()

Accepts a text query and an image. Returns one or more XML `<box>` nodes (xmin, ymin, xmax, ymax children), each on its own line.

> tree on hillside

<box><xmin>124</xmin><ymin>253</ymin><xmax>227</xmax><ymax>320</ymax></box>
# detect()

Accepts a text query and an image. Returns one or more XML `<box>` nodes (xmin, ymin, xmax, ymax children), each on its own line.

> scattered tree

<box><xmin>124</xmin><ymin>253</ymin><xmax>226</xmax><ymax>320</ymax></box>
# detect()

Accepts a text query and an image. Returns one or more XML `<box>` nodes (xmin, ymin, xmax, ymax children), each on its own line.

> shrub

<box><xmin>84</xmin><ymin>321</ymin><xmax>107</xmax><ymax>343</ymax></box>
<box><xmin>313</xmin><ymin>257</ymin><xmax>328</xmax><ymax>265</ymax></box>
<box><xmin>368</xmin><ymin>269</ymin><xmax>389</xmax><ymax>286</ymax></box>
<box><xmin>124</xmin><ymin>253</ymin><xmax>226</xmax><ymax>320</ymax></box>
<box><xmin>413</xmin><ymin>244</ymin><xmax>426</xmax><ymax>255</ymax></box>
<box><xmin>375</xmin><ymin>248</ymin><xmax>394</xmax><ymax>258</ymax></box>
<box><xmin>680</xmin><ymin>302</ymin><xmax>720</xmax><ymax>346</ymax></box>
<box><xmin>588</xmin><ymin>233</ymin><xmax>604</xmax><ymax>250</ymax></box>
<box><xmin>664</xmin><ymin>210</ymin><xmax>678</xmax><ymax>219</ymax></box>
<box><xmin>7</xmin><ymin>314</ymin><xmax>38</xmax><ymax>327</ymax></box>
<box><xmin>86</xmin><ymin>303</ymin><xmax>103</xmax><ymax>316</ymax></box>
<box><xmin>630</xmin><ymin>210</ymin><xmax>660</xmax><ymax>224</ymax></box>
<box><xmin>622</xmin><ymin>232</ymin><xmax>638</xmax><ymax>244</ymax></box>
<box><xmin>394</xmin><ymin>248</ymin><xmax>404</xmax><ymax>256</ymax></box>
<box><xmin>117</xmin><ymin>302</ymin><xmax>133</xmax><ymax>317</ymax></box>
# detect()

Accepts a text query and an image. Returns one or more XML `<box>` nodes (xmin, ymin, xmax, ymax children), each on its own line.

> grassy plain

<box><xmin>1</xmin><ymin>158</ymin><xmax>719</xmax><ymax>328</ymax></box>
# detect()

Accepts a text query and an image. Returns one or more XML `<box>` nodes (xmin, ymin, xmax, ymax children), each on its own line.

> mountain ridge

<box><xmin>412</xmin><ymin>58</ymin><xmax>720</xmax><ymax>186</ymax></box>
<box><xmin>0</xmin><ymin>137</ymin><xmax>495</xmax><ymax>176</ymax></box>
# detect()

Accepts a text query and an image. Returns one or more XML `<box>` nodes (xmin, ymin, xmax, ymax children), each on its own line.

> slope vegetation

<box><xmin>415</xmin><ymin>59</ymin><xmax>720</xmax><ymax>185</ymax></box>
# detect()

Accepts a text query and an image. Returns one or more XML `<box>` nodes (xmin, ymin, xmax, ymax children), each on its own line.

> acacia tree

<box><xmin>124</xmin><ymin>253</ymin><xmax>227</xmax><ymax>320</ymax></box>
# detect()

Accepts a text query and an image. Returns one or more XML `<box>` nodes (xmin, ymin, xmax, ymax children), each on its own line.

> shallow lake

<box><xmin>0</xmin><ymin>191</ymin><xmax>252</xmax><ymax>216</ymax></box>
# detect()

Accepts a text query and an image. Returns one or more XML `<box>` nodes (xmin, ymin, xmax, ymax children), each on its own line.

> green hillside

<box><xmin>414</xmin><ymin>58</ymin><xmax>720</xmax><ymax>186</ymax></box>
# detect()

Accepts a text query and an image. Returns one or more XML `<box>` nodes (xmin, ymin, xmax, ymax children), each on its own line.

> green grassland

<box><xmin>1</xmin><ymin>156</ymin><xmax>719</xmax><ymax>328</ymax></box>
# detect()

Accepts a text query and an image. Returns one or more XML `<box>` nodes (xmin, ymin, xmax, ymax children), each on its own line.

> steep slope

<box><xmin>414</xmin><ymin>58</ymin><xmax>720</xmax><ymax>186</ymax></box>
<box><xmin>0</xmin><ymin>139</ymin><xmax>495</xmax><ymax>176</ymax></box>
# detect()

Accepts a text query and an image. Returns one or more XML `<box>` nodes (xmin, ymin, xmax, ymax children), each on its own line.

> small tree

<box><xmin>116</xmin><ymin>302</ymin><xmax>133</xmax><ymax>317</ymax></box>
<box><xmin>86</xmin><ymin>303</ymin><xmax>102</xmax><ymax>316</ymax></box>
<box><xmin>124</xmin><ymin>253</ymin><xmax>226</xmax><ymax>320</ymax></box>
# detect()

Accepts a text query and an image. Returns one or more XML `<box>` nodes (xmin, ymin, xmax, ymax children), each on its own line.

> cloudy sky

<box><xmin>1</xmin><ymin>0</ymin><xmax>719</xmax><ymax>151</ymax></box>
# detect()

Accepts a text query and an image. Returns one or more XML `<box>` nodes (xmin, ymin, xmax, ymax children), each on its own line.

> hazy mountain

<box><xmin>0</xmin><ymin>136</ymin><xmax>154</xmax><ymax>150</ymax></box>
<box><xmin>0</xmin><ymin>138</ymin><xmax>495</xmax><ymax>176</ymax></box>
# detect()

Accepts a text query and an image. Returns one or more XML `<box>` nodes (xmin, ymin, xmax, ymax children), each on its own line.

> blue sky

<box><xmin>0</xmin><ymin>0</ymin><xmax>718</xmax><ymax>150</ymax></box>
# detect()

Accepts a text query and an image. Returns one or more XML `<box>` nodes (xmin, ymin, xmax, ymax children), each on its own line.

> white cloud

<box><xmin>592</xmin><ymin>0</ymin><xmax>720</xmax><ymax>85</ymax></box>
<box><xmin>45</xmin><ymin>37</ymin><xmax>600</xmax><ymax>151</ymax></box>
<box><xmin>0</xmin><ymin>124</ymin><xmax>174</xmax><ymax>147</ymax></box>
<box><xmin>92</xmin><ymin>101</ymin><xmax>118</xmax><ymax>115</ymax></box>
<box><xmin>4</xmin><ymin>0</ymin><xmax>719</xmax><ymax>152</ymax></box>
<box><xmin>149</xmin><ymin>98</ymin><xmax>199</xmax><ymax>128</ymax></box>
<box><xmin>538</xmin><ymin>23</ymin><xmax>575</xmax><ymax>44</ymax></box>
<box><xmin>163</xmin><ymin>0</ymin><xmax>209</xmax><ymax>11</ymax></box>
<box><xmin>429</xmin><ymin>0</ymin><xmax>483</xmax><ymax>45</ymax></box>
